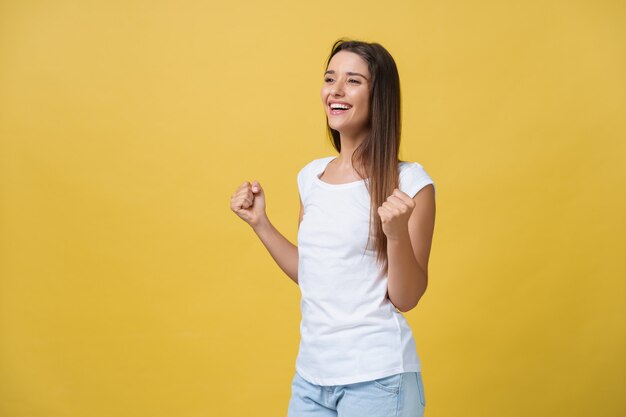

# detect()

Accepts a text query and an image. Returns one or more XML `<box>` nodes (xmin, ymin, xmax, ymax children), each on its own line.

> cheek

<box><xmin>320</xmin><ymin>86</ymin><xmax>330</xmax><ymax>101</ymax></box>
<box><xmin>358</xmin><ymin>97</ymin><xmax>370</xmax><ymax>117</ymax></box>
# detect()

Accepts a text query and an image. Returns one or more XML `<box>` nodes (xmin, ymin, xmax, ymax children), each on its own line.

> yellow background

<box><xmin>1</xmin><ymin>0</ymin><xmax>624</xmax><ymax>416</ymax></box>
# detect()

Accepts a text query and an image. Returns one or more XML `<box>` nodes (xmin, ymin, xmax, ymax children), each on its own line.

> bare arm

<box><xmin>386</xmin><ymin>184</ymin><xmax>436</xmax><ymax>312</ymax></box>
<box><xmin>251</xmin><ymin>196</ymin><xmax>303</xmax><ymax>285</ymax></box>
<box><xmin>231</xmin><ymin>180</ymin><xmax>302</xmax><ymax>285</ymax></box>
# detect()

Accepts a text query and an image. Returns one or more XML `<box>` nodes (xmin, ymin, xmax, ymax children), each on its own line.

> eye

<box><xmin>324</xmin><ymin>77</ymin><xmax>334</xmax><ymax>82</ymax></box>
<box><xmin>348</xmin><ymin>79</ymin><xmax>361</xmax><ymax>84</ymax></box>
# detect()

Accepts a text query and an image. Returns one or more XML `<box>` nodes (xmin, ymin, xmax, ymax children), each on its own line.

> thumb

<box><xmin>251</xmin><ymin>181</ymin><xmax>262</xmax><ymax>193</ymax></box>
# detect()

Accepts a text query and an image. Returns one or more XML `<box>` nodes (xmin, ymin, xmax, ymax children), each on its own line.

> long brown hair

<box><xmin>323</xmin><ymin>38</ymin><xmax>405</xmax><ymax>277</ymax></box>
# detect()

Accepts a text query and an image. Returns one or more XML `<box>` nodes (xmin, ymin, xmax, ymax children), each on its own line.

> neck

<box><xmin>335</xmin><ymin>129</ymin><xmax>369</xmax><ymax>172</ymax></box>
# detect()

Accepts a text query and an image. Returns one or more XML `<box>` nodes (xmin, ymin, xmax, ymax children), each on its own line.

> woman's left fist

<box><xmin>377</xmin><ymin>188</ymin><xmax>415</xmax><ymax>240</ymax></box>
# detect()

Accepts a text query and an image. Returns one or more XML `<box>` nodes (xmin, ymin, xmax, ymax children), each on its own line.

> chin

<box><xmin>329</xmin><ymin>124</ymin><xmax>364</xmax><ymax>136</ymax></box>
<box><xmin>328</xmin><ymin>121</ymin><xmax>351</xmax><ymax>131</ymax></box>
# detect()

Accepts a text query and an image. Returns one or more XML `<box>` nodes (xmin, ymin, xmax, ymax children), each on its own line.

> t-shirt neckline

<box><xmin>314</xmin><ymin>157</ymin><xmax>369</xmax><ymax>189</ymax></box>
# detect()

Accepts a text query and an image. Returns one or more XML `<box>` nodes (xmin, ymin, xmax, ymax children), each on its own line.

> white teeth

<box><xmin>330</xmin><ymin>103</ymin><xmax>351</xmax><ymax>110</ymax></box>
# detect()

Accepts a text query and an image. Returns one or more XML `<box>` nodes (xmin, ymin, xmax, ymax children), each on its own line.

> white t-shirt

<box><xmin>295</xmin><ymin>155</ymin><xmax>436</xmax><ymax>386</ymax></box>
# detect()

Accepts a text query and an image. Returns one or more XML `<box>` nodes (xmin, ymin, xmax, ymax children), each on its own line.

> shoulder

<box><xmin>398</xmin><ymin>160</ymin><xmax>436</xmax><ymax>198</ymax></box>
<box><xmin>297</xmin><ymin>156</ymin><xmax>336</xmax><ymax>196</ymax></box>
<box><xmin>305</xmin><ymin>155</ymin><xmax>335</xmax><ymax>169</ymax></box>
<box><xmin>399</xmin><ymin>160</ymin><xmax>433</xmax><ymax>178</ymax></box>
<box><xmin>298</xmin><ymin>156</ymin><xmax>335</xmax><ymax>176</ymax></box>
<box><xmin>399</xmin><ymin>160</ymin><xmax>427</xmax><ymax>173</ymax></box>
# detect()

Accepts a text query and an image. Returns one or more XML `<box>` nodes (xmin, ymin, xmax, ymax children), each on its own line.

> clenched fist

<box><xmin>230</xmin><ymin>180</ymin><xmax>267</xmax><ymax>228</ymax></box>
<box><xmin>377</xmin><ymin>188</ymin><xmax>415</xmax><ymax>241</ymax></box>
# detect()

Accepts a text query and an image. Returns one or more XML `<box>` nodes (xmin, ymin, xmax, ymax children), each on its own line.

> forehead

<box><xmin>327</xmin><ymin>51</ymin><xmax>370</xmax><ymax>75</ymax></box>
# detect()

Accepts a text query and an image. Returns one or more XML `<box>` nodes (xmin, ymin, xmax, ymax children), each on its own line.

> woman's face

<box><xmin>321</xmin><ymin>50</ymin><xmax>371</xmax><ymax>136</ymax></box>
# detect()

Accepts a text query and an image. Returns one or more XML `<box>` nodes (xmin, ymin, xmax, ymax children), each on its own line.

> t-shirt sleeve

<box><xmin>297</xmin><ymin>161</ymin><xmax>312</xmax><ymax>203</ymax></box>
<box><xmin>399</xmin><ymin>162</ymin><xmax>436</xmax><ymax>198</ymax></box>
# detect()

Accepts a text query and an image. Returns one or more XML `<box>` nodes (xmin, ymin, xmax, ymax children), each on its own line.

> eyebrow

<box><xmin>324</xmin><ymin>70</ymin><xmax>369</xmax><ymax>80</ymax></box>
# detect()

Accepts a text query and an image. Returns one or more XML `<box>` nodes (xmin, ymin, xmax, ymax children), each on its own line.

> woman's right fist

<box><xmin>230</xmin><ymin>180</ymin><xmax>267</xmax><ymax>228</ymax></box>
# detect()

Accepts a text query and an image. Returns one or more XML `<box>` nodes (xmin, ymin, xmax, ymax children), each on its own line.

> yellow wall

<box><xmin>1</xmin><ymin>0</ymin><xmax>624</xmax><ymax>416</ymax></box>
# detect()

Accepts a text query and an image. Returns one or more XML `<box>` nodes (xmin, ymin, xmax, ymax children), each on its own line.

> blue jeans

<box><xmin>287</xmin><ymin>371</ymin><xmax>426</xmax><ymax>417</ymax></box>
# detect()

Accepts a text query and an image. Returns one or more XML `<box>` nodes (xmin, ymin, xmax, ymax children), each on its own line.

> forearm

<box><xmin>252</xmin><ymin>216</ymin><xmax>299</xmax><ymax>285</ymax></box>
<box><xmin>386</xmin><ymin>230</ymin><xmax>427</xmax><ymax>312</ymax></box>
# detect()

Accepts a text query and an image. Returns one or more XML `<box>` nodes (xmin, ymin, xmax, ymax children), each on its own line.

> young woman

<box><xmin>230</xmin><ymin>39</ymin><xmax>435</xmax><ymax>417</ymax></box>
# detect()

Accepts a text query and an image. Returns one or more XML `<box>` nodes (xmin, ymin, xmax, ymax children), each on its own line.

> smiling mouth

<box><xmin>329</xmin><ymin>103</ymin><xmax>352</xmax><ymax>115</ymax></box>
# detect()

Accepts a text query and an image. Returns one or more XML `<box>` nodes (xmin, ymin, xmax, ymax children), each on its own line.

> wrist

<box><xmin>252</xmin><ymin>215</ymin><xmax>271</xmax><ymax>234</ymax></box>
<box><xmin>386</xmin><ymin>228</ymin><xmax>410</xmax><ymax>243</ymax></box>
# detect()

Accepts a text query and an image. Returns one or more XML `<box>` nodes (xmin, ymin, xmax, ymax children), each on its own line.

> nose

<box><xmin>331</xmin><ymin>83</ymin><xmax>344</xmax><ymax>96</ymax></box>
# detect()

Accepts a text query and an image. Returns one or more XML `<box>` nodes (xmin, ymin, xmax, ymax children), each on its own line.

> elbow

<box><xmin>393</xmin><ymin>295</ymin><xmax>418</xmax><ymax>313</ymax></box>
<box><xmin>396</xmin><ymin>301</ymin><xmax>417</xmax><ymax>313</ymax></box>
<box><xmin>396</xmin><ymin>289</ymin><xmax>427</xmax><ymax>313</ymax></box>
